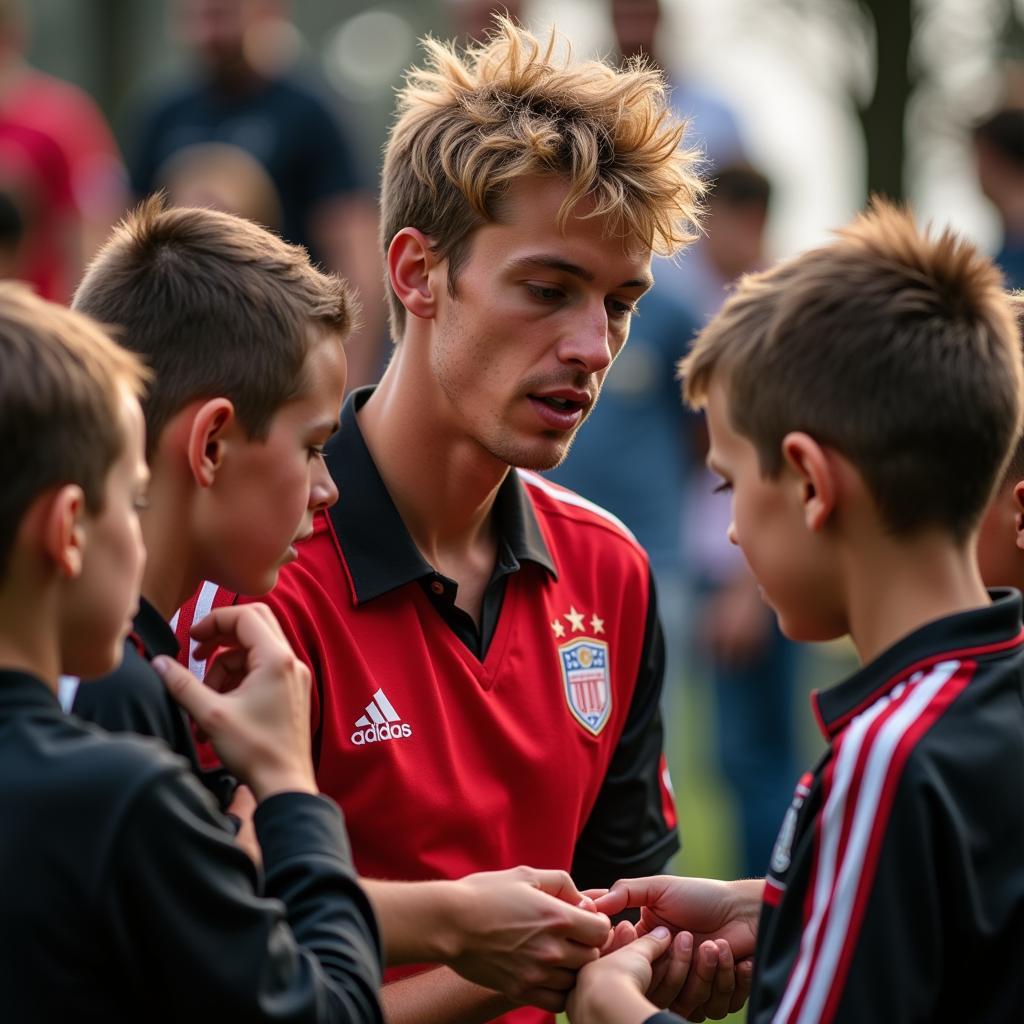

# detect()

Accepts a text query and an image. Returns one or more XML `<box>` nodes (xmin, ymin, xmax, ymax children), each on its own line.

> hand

<box><xmin>594</xmin><ymin>876</ymin><xmax>761</xmax><ymax>1019</ymax></box>
<box><xmin>226</xmin><ymin>784</ymin><xmax>261</xmax><ymax>867</ymax></box>
<box><xmin>153</xmin><ymin>603</ymin><xmax>317</xmax><ymax>800</ymax></box>
<box><xmin>446</xmin><ymin>866</ymin><xmax>612</xmax><ymax>1012</ymax></box>
<box><xmin>568</xmin><ymin>927</ymin><xmax>673</xmax><ymax>1024</ymax></box>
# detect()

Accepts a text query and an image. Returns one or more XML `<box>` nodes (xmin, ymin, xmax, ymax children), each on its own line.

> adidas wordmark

<box><xmin>351</xmin><ymin>688</ymin><xmax>412</xmax><ymax>745</ymax></box>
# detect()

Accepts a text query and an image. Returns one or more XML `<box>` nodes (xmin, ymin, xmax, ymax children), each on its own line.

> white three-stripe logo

<box><xmin>355</xmin><ymin>688</ymin><xmax>401</xmax><ymax>727</ymax></box>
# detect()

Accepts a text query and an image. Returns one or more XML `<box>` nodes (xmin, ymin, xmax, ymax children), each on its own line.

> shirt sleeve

<box><xmin>72</xmin><ymin>646</ymin><xmax>238</xmax><ymax>813</ymax></box>
<box><xmin>103</xmin><ymin>767</ymin><xmax>383</xmax><ymax>1023</ymax></box>
<box><xmin>570</xmin><ymin>566</ymin><xmax>679</xmax><ymax>890</ymax></box>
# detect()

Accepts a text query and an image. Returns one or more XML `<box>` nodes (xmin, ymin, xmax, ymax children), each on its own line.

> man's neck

<box><xmin>844</xmin><ymin>530</ymin><xmax>989</xmax><ymax>666</ymax></box>
<box><xmin>357</xmin><ymin>363</ymin><xmax>507</xmax><ymax>572</ymax></box>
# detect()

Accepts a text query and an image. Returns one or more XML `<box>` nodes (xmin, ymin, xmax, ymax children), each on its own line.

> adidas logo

<box><xmin>351</xmin><ymin>688</ymin><xmax>413</xmax><ymax>745</ymax></box>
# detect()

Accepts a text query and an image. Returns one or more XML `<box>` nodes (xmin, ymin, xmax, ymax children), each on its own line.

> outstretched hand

<box><xmin>592</xmin><ymin>876</ymin><xmax>761</xmax><ymax>1019</ymax></box>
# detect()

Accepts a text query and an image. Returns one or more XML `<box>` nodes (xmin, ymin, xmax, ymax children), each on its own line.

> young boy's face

<box><xmin>705</xmin><ymin>378</ymin><xmax>839</xmax><ymax>642</ymax></box>
<box><xmin>63</xmin><ymin>390</ymin><xmax>149</xmax><ymax>678</ymax></box>
<box><xmin>976</xmin><ymin>478</ymin><xmax>1024</xmax><ymax>590</ymax></box>
<box><xmin>203</xmin><ymin>334</ymin><xmax>345</xmax><ymax>596</ymax></box>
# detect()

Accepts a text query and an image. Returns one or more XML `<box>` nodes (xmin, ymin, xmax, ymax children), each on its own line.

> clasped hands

<box><xmin>437</xmin><ymin>869</ymin><xmax>760</xmax><ymax>1022</ymax></box>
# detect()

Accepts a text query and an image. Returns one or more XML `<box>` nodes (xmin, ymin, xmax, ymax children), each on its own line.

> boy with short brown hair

<box><xmin>581</xmin><ymin>204</ymin><xmax>1024</xmax><ymax>1024</ymax></box>
<box><xmin>0</xmin><ymin>282</ymin><xmax>384</xmax><ymax>1022</ymax></box>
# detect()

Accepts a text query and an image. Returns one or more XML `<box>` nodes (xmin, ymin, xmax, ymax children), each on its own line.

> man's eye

<box><xmin>526</xmin><ymin>284</ymin><xmax>564</xmax><ymax>302</ymax></box>
<box><xmin>308</xmin><ymin>445</ymin><xmax>326</xmax><ymax>460</ymax></box>
<box><xmin>712</xmin><ymin>480</ymin><xmax>732</xmax><ymax>494</ymax></box>
<box><xmin>607</xmin><ymin>299</ymin><xmax>637</xmax><ymax>318</ymax></box>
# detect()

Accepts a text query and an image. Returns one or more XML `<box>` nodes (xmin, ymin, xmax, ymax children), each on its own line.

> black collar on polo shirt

<box><xmin>812</xmin><ymin>588</ymin><xmax>1024</xmax><ymax>742</ymax></box>
<box><xmin>131</xmin><ymin>596</ymin><xmax>179</xmax><ymax>660</ymax></box>
<box><xmin>325</xmin><ymin>387</ymin><xmax>557</xmax><ymax>606</ymax></box>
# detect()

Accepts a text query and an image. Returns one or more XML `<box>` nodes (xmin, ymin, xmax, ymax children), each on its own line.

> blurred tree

<box><xmin>856</xmin><ymin>0</ymin><xmax>912</xmax><ymax>199</ymax></box>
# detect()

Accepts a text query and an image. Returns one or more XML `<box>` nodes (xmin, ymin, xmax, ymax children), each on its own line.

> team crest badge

<box><xmin>559</xmin><ymin>638</ymin><xmax>612</xmax><ymax>735</ymax></box>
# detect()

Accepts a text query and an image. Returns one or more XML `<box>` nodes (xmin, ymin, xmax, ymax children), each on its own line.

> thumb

<box><xmin>627</xmin><ymin>927</ymin><xmax>673</xmax><ymax>964</ymax></box>
<box><xmin>153</xmin><ymin>655</ymin><xmax>216</xmax><ymax>725</ymax></box>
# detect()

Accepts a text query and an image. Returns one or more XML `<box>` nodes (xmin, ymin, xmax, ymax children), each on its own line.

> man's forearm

<box><xmin>363</xmin><ymin>878</ymin><xmax>464</xmax><ymax>965</ymax></box>
<box><xmin>381</xmin><ymin>967</ymin><xmax>512</xmax><ymax>1024</ymax></box>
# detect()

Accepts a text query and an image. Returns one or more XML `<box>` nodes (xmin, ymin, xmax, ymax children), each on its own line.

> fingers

<box><xmin>672</xmin><ymin>939</ymin><xmax>736</xmax><ymax>1022</ymax></box>
<box><xmin>729</xmin><ymin>957</ymin><xmax>754</xmax><ymax>1014</ymax></box>
<box><xmin>552</xmin><ymin>940</ymin><xmax>602</xmax><ymax>971</ymax></box>
<box><xmin>556</xmin><ymin>903</ymin><xmax>613</xmax><ymax>948</ymax></box>
<box><xmin>531</xmin><ymin>868</ymin><xmax>586</xmax><ymax>906</ymax></box>
<box><xmin>647</xmin><ymin>931</ymin><xmax>694</xmax><ymax>1009</ymax></box>
<box><xmin>153</xmin><ymin>656</ymin><xmax>217</xmax><ymax>724</ymax></box>
<box><xmin>592</xmin><ymin>876</ymin><xmax>668</xmax><ymax>918</ymax></box>
<box><xmin>189</xmin><ymin>603</ymin><xmax>289</xmax><ymax>659</ymax></box>
<box><xmin>622</xmin><ymin>927</ymin><xmax>673</xmax><ymax>966</ymax></box>
<box><xmin>602</xmin><ymin>919</ymin><xmax>637</xmax><ymax>954</ymax></box>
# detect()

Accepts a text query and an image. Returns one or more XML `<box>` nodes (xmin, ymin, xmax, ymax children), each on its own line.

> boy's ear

<box><xmin>41</xmin><ymin>484</ymin><xmax>87</xmax><ymax>579</ymax></box>
<box><xmin>1012</xmin><ymin>480</ymin><xmax>1024</xmax><ymax>551</ymax></box>
<box><xmin>781</xmin><ymin>431</ymin><xmax>836</xmax><ymax>532</ymax></box>
<box><xmin>186</xmin><ymin>398</ymin><xmax>236</xmax><ymax>488</ymax></box>
<box><xmin>387</xmin><ymin>228</ymin><xmax>440</xmax><ymax>322</ymax></box>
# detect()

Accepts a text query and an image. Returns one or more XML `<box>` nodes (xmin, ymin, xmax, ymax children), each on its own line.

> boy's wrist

<box><xmin>574</xmin><ymin>973</ymin><xmax>658</xmax><ymax>1024</ymax></box>
<box><xmin>248</xmin><ymin>767</ymin><xmax>318</xmax><ymax>802</ymax></box>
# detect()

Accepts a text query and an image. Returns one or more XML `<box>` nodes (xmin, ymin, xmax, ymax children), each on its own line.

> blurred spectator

<box><xmin>447</xmin><ymin>0</ymin><xmax>525</xmax><ymax>42</ymax></box>
<box><xmin>158</xmin><ymin>141</ymin><xmax>282</xmax><ymax>230</ymax></box>
<box><xmin>973</xmin><ymin>108</ymin><xmax>1024</xmax><ymax>289</ymax></box>
<box><xmin>0</xmin><ymin>119</ymin><xmax>76</xmax><ymax>300</ymax></box>
<box><xmin>678</xmin><ymin>164</ymin><xmax>802</xmax><ymax>880</ymax></box>
<box><xmin>0</xmin><ymin>0</ymin><xmax>127</xmax><ymax>299</ymax></box>
<box><xmin>129</xmin><ymin>0</ymin><xmax>384</xmax><ymax>387</ymax></box>
<box><xmin>610</xmin><ymin>0</ymin><xmax>745</xmax><ymax>172</ymax></box>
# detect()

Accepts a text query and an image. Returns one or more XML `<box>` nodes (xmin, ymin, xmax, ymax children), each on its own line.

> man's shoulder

<box><xmin>519</xmin><ymin>470</ymin><xmax>648</xmax><ymax>560</ymax></box>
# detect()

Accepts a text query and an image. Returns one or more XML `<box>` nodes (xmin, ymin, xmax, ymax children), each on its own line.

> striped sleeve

<box><xmin>772</xmin><ymin>659</ymin><xmax>973</xmax><ymax>1024</ymax></box>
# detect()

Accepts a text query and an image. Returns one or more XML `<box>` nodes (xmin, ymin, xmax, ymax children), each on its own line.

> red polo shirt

<box><xmin>179</xmin><ymin>389</ymin><xmax>678</xmax><ymax>1023</ymax></box>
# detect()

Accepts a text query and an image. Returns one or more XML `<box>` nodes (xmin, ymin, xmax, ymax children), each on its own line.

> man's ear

<box><xmin>41</xmin><ymin>484</ymin><xmax>87</xmax><ymax>579</ymax></box>
<box><xmin>1011</xmin><ymin>480</ymin><xmax>1024</xmax><ymax>551</ymax></box>
<box><xmin>186</xmin><ymin>398</ymin><xmax>236</xmax><ymax>488</ymax></box>
<box><xmin>387</xmin><ymin>228</ymin><xmax>440</xmax><ymax>322</ymax></box>
<box><xmin>781</xmin><ymin>431</ymin><xmax>836</xmax><ymax>532</ymax></box>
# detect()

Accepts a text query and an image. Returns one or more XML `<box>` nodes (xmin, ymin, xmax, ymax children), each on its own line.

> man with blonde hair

<box><xmin>190</xmin><ymin>19</ymin><xmax>737</xmax><ymax>1023</ymax></box>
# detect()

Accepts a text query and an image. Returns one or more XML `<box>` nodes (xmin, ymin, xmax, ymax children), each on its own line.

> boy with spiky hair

<box><xmin>581</xmin><ymin>205</ymin><xmax>1024</xmax><ymax>1024</ymax></box>
<box><xmin>66</xmin><ymin>197</ymin><xmax>620</xmax><ymax>1012</ymax></box>
<box><xmin>0</xmin><ymin>283</ymin><xmax>383</xmax><ymax>1022</ymax></box>
<box><xmin>185</xmin><ymin>16</ymin><xmax>746</xmax><ymax>1024</ymax></box>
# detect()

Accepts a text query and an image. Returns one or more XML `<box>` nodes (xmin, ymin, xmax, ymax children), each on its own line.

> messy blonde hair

<box><xmin>680</xmin><ymin>201</ymin><xmax>1024</xmax><ymax>540</ymax></box>
<box><xmin>380</xmin><ymin>16</ymin><xmax>703</xmax><ymax>337</ymax></box>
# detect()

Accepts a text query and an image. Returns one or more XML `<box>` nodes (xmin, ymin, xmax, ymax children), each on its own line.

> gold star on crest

<box><xmin>565</xmin><ymin>606</ymin><xmax>586</xmax><ymax>632</ymax></box>
<box><xmin>551</xmin><ymin>619</ymin><xmax>566</xmax><ymax>638</ymax></box>
<box><xmin>590</xmin><ymin>614</ymin><xmax>605</xmax><ymax>635</ymax></box>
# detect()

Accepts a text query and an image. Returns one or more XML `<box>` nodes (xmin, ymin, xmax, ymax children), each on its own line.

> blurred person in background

<box><xmin>158</xmin><ymin>141</ymin><xmax>283</xmax><ymax>231</ymax></box>
<box><xmin>610</xmin><ymin>0</ymin><xmax>745</xmax><ymax>173</ymax></box>
<box><xmin>0</xmin><ymin>118</ymin><xmax>76</xmax><ymax>300</ymax></box>
<box><xmin>973</xmin><ymin>107</ymin><xmax>1024</xmax><ymax>290</ymax></box>
<box><xmin>128</xmin><ymin>0</ymin><xmax>384</xmax><ymax>387</ymax></box>
<box><xmin>0</xmin><ymin>0</ymin><xmax>127</xmax><ymax>299</ymax></box>
<box><xmin>678</xmin><ymin>164</ymin><xmax>803</xmax><ymax>880</ymax></box>
<box><xmin>448</xmin><ymin>0</ymin><xmax>526</xmax><ymax>42</ymax></box>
